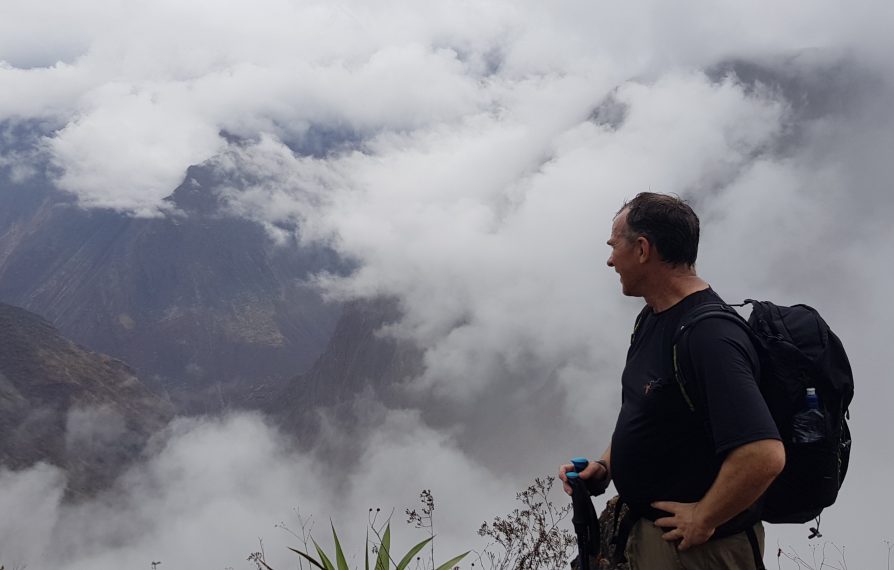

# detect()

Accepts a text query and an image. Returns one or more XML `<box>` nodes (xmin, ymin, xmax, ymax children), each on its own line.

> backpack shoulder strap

<box><xmin>630</xmin><ymin>304</ymin><xmax>652</xmax><ymax>346</ymax></box>
<box><xmin>672</xmin><ymin>302</ymin><xmax>754</xmax><ymax>412</ymax></box>
<box><xmin>673</xmin><ymin>302</ymin><xmax>753</xmax><ymax>345</ymax></box>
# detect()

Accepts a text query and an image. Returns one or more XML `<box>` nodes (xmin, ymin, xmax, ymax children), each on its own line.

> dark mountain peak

<box><xmin>164</xmin><ymin>164</ymin><xmax>229</xmax><ymax>217</ymax></box>
<box><xmin>0</xmin><ymin>169</ymin><xmax>342</xmax><ymax>409</ymax></box>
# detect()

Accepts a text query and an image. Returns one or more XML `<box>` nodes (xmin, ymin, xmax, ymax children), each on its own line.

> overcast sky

<box><xmin>2</xmin><ymin>1</ymin><xmax>894</xmax><ymax>568</ymax></box>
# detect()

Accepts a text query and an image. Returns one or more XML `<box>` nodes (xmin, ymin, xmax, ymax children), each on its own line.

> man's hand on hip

<box><xmin>652</xmin><ymin>501</ymin><xmax>715</xmax><ymax>551</ymax></box>
<box><xmin>650</xmin><ymin>439</ymin><xmax>784</xmax><ymax>550</ymax></box>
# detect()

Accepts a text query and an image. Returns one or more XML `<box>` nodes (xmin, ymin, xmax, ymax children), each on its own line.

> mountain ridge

<box><xmin>0</xmin><ymin>301</ymin><xmax>173</xmax><ymax>498</ymax></box>
<box><xmin>0</xmin><ymin>163</ymin><xmax>343</xmax><ymax>411</ymax></box>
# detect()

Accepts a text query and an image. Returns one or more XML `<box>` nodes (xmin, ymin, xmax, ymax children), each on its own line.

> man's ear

<box><xmin>636</xmin><ymin>236</ymin><xmax>651</xmax><ymax>263</ymax></box>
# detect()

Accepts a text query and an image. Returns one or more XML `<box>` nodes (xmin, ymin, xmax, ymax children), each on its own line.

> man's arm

<box><xmin>653</xmin><ymin>438</ymin><xmax>785</xmax><ymax>550</ymax></box>
<box><xmin>559</xmin><ymin>444</ymin><xmax>612</xmax><ymax>496</ymax></box>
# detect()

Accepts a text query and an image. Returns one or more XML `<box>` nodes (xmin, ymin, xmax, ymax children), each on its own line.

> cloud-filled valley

<box><xmin>2</xmin><ymin>1</ymin><xmax>894</xmax><ymax>568</ymax></box>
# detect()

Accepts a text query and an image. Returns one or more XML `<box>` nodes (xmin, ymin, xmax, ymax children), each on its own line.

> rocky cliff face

<box><xmin>0</xmin><ymin>302</ymin><xmax>173</xmax><ymax>497</ymax></box>
<box><xmin>0</xmin><ymin>165</ymin><xmax>342</xmax><ymax>411</ymax></box>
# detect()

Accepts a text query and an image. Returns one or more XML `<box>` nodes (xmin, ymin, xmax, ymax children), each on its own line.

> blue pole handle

<box><xmin>571</xmin><ymin>457</ymin><xmax>589</xmax><ymax>473</ymax></box>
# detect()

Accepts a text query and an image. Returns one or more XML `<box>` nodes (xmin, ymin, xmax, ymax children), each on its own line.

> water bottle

<box><xmin>792</xmin><ymin>387</ymin><xmax>825</xmax><ymax>444</ymax></box>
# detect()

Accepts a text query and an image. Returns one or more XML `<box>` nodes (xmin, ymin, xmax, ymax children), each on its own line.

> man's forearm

<box><xmin>652</xmin><ymin>438</ymin><xmax>785</xmax><ymax>549</ymax></box>
<box><xmin>599</xmin><ymin>444</ymin><xmax>612</xmax><ymax>480</ymax></box>
<box><xmin>694</xmin><ymin>439</ymin><xmax>785</xmax><ymax>529</ymax></box>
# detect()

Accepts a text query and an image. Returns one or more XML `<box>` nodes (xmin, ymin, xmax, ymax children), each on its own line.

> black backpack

<box><xmin>672</xmin><ymin>299</ymin><xmax>854</xmax><ymax>527</ymax></box>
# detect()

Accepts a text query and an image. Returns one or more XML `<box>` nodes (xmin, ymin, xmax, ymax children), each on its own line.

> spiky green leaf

<box><xmin>288</xmin><ymin>547</ymin><xmax>328</xmax><ymax>570</ymax></box>
<box><xmin>332</xmin><ymin>523</ymin><xmax>350</xmax><ymax>570</ymax></box>
<box><xmin>433</xmin><ymin>551</ymin><xmax>470</xmax><ymax>570</ymax></box>
<box><xmin>313</xmin><ymin>539</ymin><xmax>336</xmax><ymax>570</ymax></box>
<box><xmin>396</xmin><ymin>537</ymin><xmax>433</xmax><ymax>570</ymax></box>
<box><xmin>374</xmin><ymin>524</ymin><xmax>391</xmax><ymax>570</ymax></box>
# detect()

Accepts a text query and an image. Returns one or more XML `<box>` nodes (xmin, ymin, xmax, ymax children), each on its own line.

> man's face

<box><xmin>606</xmin><ymin>210</ymin><xmax>643</xmax><ymax>296</ymax></box>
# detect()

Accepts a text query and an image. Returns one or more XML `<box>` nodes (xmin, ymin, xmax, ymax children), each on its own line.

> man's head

<box><xmin>606</xmin><ymin>193</ymin><xmax>700</xmax><ymax>297</ymax></box>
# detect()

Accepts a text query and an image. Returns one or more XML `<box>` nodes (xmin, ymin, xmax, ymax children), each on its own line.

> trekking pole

<box><xmin>567</xmin><ymin>457</ymin><xmax>600</xmax><ymax>570</ymax></box>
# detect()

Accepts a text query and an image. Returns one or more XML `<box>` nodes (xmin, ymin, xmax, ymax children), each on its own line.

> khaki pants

<box><xmin>625</xmin><ymin>519</ymin><xmax>765</xmax><ymax>570</ymax></box>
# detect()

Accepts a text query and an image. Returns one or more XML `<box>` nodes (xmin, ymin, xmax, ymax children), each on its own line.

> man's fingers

<box><xmin>651</xmin><ymin>501</ymin><xmax>678</xmax><ymax>513</ymax></box>
<box><xmin>578</xmin><ymin>461</ymin><xmax>604</xmax><ymax>479</ymax></box>
<box><xmin>660</xmin><ymin>527</ymin><xmax>695</xmax><ymax>550</ymax></box>
<box><xmin>558</xmin><ymin>464</ymin><xmax>574</xmax><ymax>495</ymax></box>
<box><xmin>660</xmin><ymin>528</ymin><xmax>681</xmax><ymax>542</ymax></box>
<box><xmin>558</xmin><ymin>464</ymin><xmax>573</xmax><ymax>481</ymax></box>
<box><xmin>653</xmin><ymin>516</ymin><xmax>675</xmax><ymax>527</ymax></box>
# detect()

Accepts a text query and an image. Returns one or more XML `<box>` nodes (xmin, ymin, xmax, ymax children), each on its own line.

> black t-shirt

<box><xmin>610</xmin><ymin>288</ymin><xmax>780</xmax><ymax>531</ymax></box>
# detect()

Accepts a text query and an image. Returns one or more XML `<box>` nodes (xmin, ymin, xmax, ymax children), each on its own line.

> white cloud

<box><xmin>0</xmin><ymin>411</ymin><xmax>516</xmax><ymax>570</ymax></box>
<box><xmin>0</xmin><ymin>462</ymin><xmax>65</xmax><ymax>568</ymax></box>
<box><xmin>46</xmin><ymin>84</ymin><xmax>226</xmax><ymax>215</ymax></box>
<box><xmin>4</xmin><ymin>0</ymin><xmax>891</xmax><ymax>215</ymax></box>
<box><xmin>214</xmin><ymin>71</ymin><xmax>786</xmax><ymax>405</ymax></box>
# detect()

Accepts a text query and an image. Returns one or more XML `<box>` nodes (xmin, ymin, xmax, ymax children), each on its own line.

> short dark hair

<box><xmin>618</xmin><ymin>192</ymin><xmax>700</xmax><ymax>267</ymax></box>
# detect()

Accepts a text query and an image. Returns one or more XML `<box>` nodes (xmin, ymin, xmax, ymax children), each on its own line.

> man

<box><xmin>559</xmin><ymin>193</ymin><xmax>785</xmax><ymax>569</ymax></box>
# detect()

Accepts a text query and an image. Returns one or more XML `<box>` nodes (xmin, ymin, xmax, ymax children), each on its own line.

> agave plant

<box><xmin>284</xmin><ymin>523</ymin><xmax>468</xmax><ymax>570</ymax></box>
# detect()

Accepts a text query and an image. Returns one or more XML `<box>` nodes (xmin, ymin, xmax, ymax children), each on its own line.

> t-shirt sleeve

<box><xmin>686</xmin><ymin>319</ymin><xmax>781</xmax><ymax>455</ymax></box>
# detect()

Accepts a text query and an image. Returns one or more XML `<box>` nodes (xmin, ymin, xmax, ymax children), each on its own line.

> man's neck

<box><xmin>643</xmin><ymin>273</ymin><xmax>710</xmax><ymax>313</ymax></box>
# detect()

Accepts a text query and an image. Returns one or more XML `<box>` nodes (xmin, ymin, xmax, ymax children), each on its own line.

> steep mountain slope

<box><xmin>0</xmin><ymin>165</ymin><xmax>342</xmax><ymax>410</ymax></box>
<box><xmin>0</xmin><ymin>302</ymin><xmax>173</xmax><ymax>497</ymax></box>
<box><xmin>267</xmin><ymin>298</ymin><xmax>423</xmax><ymax>433</ymax></box>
